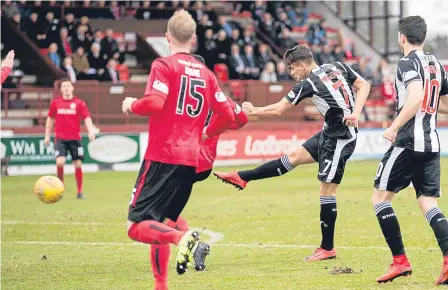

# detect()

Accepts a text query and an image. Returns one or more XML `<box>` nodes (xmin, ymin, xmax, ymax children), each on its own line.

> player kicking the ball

<box><xmin>371</xmin><ymin>16</ymin><xmax>448</xmax><ymax>285</ymax></box>
<box><xmin>121</xmin><ymin>11</ymin><xmax>235</xmax><ymax>290</ymax></box>
<box><xmin>44</xmin><ymin>79</ymin><xmax>96</xmax><ymax>199</ymax></box>
<box><xmin>214</xmin><ymin>44</ymin><xmax>371</xmax><ymax>261</ymax></box>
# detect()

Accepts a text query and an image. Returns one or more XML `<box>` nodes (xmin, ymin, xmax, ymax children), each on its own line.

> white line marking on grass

<box><xmin>1</xmin><ymin>241</ymin><xmax>439</xmax><ymax>251</ymax></box>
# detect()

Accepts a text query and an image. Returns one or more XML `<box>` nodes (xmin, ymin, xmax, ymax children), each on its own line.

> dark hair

<box><xmin>192</xmin><ymin>54</ymin><xmax>205</xmax><ymax>64</ymax></box>
<box><xmin>398</xmin><ymin>16</ymin><xmax>427</xmax><ymax>45</ymax></box>
<box><xmin>284</xmin><ymin>45</ymin><xmax>314</xmax><ymax>66</ymax></box>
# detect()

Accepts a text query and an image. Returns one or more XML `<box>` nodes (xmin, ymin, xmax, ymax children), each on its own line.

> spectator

<box><xmin>101</xmin><ymin>29</ymin><xmax>119</xmax><ymax>60</ymax></box>
<box><xmin>87</xmin><ymin>43</ymin><xmax>107</xmax><ymax>75</ymax></box>
<box><xmin>2</xmin><ymin>0</ymin><xmax>19</xmax><ymax>18</ymax></box>
<box><xmin>243</xmin><ymin>45</ymin><xmax>260</xmax><ymax>79</ymax></box>
<box><xmin>203</xmin><ymin>28</ymin><xmax>217</xmax><ymax>68</ymax></box>
<box><xmin>319</xmin><ymin>45</ymin><xmax>336</xmax><ymax>64</ymax></box>
<box><xmin>204</xmin><ymin>2</ymin><xmax>217</xmax><ymax>22</ymax></box>
<box><xmin>360</xmin><ymin>57</ymin><xmax>375</xmax><ymax>84</ymax></box>
<box><xmin>277</xmin><ymin>12</ymin><xmax>293</xmax><ymax>32</ymax></box>
<box><xmin>25</xmin><ymin>13</ymin><xmax>41</xmax><ymax>44</ymax></box>
<box><xmin>193</xmin><ymin>1</ymin><xmax>204</xmax><ymax>22</ymax></box>
<box><xmin>252</xmin><ymin>0</ymin><xmax>267</xmax><ymax>23</ymax></box>
<box><xmin>92</xmin><ymin>30</ymin><xmax>103</xmax><ymax>44</ymax></box>
<box><xmin>231</xmin><ymin>29</ymin><xmax>245</xmax><ymax>48</ymax></box>
<box><xmin>229</xmin><ymin>44</ymin><xmax>246</xmax><ymax>79</ymax></box>
<box><xmin>277</xmin><ymin>29</ymin><xmax>296</xmax><ymax>51</ymax></box>
<box><xmin>333</xmin><ymin>45</ymin><xmax>346</xmax><ymax>62</ymax></box>
<box><xmin>307</xmin><ymin>19</ymin><xmax>326</xmax><ymax>45</ymax></box>
<box><xmin>257</xmin><ymin>43</ymin><xmax>272</xmax><ymax>70</ymax></box>
<box><xmin>216</xmin><ymin>30</ymin><xmax>230</xmax><ymax>64</ymax></box>
<box><xmin>181</xmin><ymin>0</ymin><xmax>191</xmax><ymax>9</ymax></box>
<box><xmin>215</xmin><ymin>16</ymin><xmax>233</xmax><ymax>36</ymax></box>
<box><xmin>260</xmin><ymin>13</ymin><xmax>277</xmax><ymax>41</ymax></box>
<box><xmin>310</xmin><ymin>44</ymin><xmax>322</xmax><ymax>64</ymax></box>
<box><xmin>73</xmin><ymin>25</ymin><xmax>92</xmax><ymax>52</ymax></box>
<box><xmin>110</xmin><ymin>1</ymin><xmax>120</xmax><ymax>20</ymax></box>
<box><xmin>47</xmin><ymin>43</ymin><xmax>61</xmax><ymax>68</ymax></box>
<box><xmin>34</xmin><ymin>0</ymin><xmax>41</xmax><ymax>7</ymax></box>
<box><xmin>285</xmin><ymin>5</ymin><xmax>299</xmax><ymax>27</ymax></box>
<box><xmin>62</xmin><ymin>14</ymin><xmax>76</xmax><ymax>38</ymax></box>
<box><xmin>18</xmin><ymin>0</ymin><xmax>31</xmax><ymax>18</ymax></box>
<box><xmin>61</xmin><ymin>56</ymin><xmax>77</xmax><ymax>83</ymax></box>
<box><xmin>48</xmin><ymin>0</ymin><xmax>57</xmax><ymax>7</ymax></box>
<box><xmin>63</xmin><ymin>0</ymin><xmax>72</xmax><ymax>8</ymax></box>
<box><xmin>197</xmin><ymin>14</ymin><xmax>212</xmax><ymax>39</ymax></box>
<box><xmin>57</xmin><ymin>27</ymin><xmax>73</xmax><ymax>59</ymax></box>
<box><xmin>72</xmin><ymin>47</ymin><xmax>90</xmax><ymax>79</ymax></box>
<box><xmin>295</xmin><ymin>4</ymin><xmax>309</xmax><ymax>26</ymax></box>
<box><xmin>43</xmin><ymin>12</ymin><xmax>60</xmax><ymax>46</ymax></box>
<box><xmin>101</xmin><ymin>59</ymin><xmax>120</xmax><ymax>83</ymax></box>
<box><xmin>11</xmin><ymin>12</ymin><xmax>24</xmax><ymax>31</ymax></box>
<box><xmin>260</xmin><ymin>62</ymin><xmax>277</xmax><ymax>83</ymax></box>
<box><xmin>77</xmin><ymin>16</ymin><xmax>93</xmax><ymax>38</ymax></box>
<box><xmin>242</xmin><ymin>28</ymin><xmax>256</xmax><ymax>48</ymax></box>
<box><xmin>96</xmin><ymin>0</ymin><xmax>107</xmax><ymax>8</ymax></box>
<box><xmin>82</xmin><ymin>0</ymin><xmax>91</xmax><ymax>8</ymax></box>
<box><xmin>276</xmin><ymin>61</ymin><xmax>292</xmax><ymax>81</ymax></box>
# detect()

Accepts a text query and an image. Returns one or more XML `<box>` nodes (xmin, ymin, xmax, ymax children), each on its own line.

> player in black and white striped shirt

<box><xmin>372</xmin><ymin>16</ymin><xmax>448</xmax><ymax>285</ymax></box>
<box><xmin>214</xmin><ymin>44</ymin><xmax>371</xmax><ymax>261</ymax></box>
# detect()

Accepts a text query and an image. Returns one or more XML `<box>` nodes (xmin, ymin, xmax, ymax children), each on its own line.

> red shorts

<box><xmin>196</xmin><ymin>137</ymin><xmax>218</xmax><ymax>173</ymax></box>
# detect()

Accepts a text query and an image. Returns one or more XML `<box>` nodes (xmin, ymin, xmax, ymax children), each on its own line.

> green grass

<box><xmin>2</xmin><ymin>159</ymin><xmax>448</xmax><ymax>290</ymax></box>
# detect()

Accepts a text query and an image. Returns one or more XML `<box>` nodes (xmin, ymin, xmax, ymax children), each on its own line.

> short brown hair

<box><xmin>167</xmin><ymin>10</ymin><xmax>196</xmax><ymax>43</ymax></box>
<box><xmin>284</xmin><ymin>45</ymin><xmax>314</xmax><ymax>66</ymax></box>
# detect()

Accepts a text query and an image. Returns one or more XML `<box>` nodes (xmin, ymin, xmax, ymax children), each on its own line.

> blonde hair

<box><xmin>167</xmin><ymin>10</ymin><xmax>196</xmax><ymax>43</ymax></box>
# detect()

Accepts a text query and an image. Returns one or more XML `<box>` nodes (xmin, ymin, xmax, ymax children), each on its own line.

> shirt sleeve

<box><xmin>48</xmin><ymin>100</ymin><xmax>57</xmax><ymax>118</ymax></box>
<box><xmin>79</xmin><ymin>100</ymin><xmax>91</xmax><ymax>119</ymax></box>
<box><xmin>440</xmin><ymin>64</ymin><xmax>448</xmax><ymax>96</ymax></box>
<box><xmin>143</xmin><ymin>59</ymin><xmax>171</xmax><ymax>101</ymax></box>
<box><xmin>284</xmin><ymin>79</ymin><xmax>314</xmax><ymax>105</ymax></box>
<box><xmin>1</xmin><ymin>67</ymin><xmax>11</xmax><ymax>85</ymax></box>
<box><xmin>397</xmin><ymin>58</ymin><xmax>422</xmax><ymax>88</ymax></box>
<box><xmin>336</xmin><ymin>62</ymin><xmax>360</xmax><ymax>85</ymax></box>
<box><xmin>226</xmin><ymin>96</ymin><xmax>248</xmax><ymax>130</ymax></box>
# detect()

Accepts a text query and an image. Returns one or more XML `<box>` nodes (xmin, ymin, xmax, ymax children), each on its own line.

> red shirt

<box><xmin>140</xmin><ymin>53</ymin><xmax>234</xmax><ymax>167</ymax></box>
<box><xmin>196</xmin><ymin>97</ymin><xmax>248</xmax><ymax>173</ymax></box>
<box><xmin>48</xmin><ymin>97</ymin><xmax>90</xmax><ymax>140</ymax></box>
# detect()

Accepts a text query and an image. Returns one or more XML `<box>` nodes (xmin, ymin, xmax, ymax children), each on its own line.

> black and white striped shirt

<box><xmin>394</xmin><ymin>50</ymin><xmax>448</xmax><ymax>152</ymax></box>
<box><xmin>284</xmin><ymin>62</ymin><xmax>359</xmax><ymax>139</ymax></box>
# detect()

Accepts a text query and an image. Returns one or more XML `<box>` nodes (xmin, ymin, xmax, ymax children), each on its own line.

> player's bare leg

<box><xmin>372</xmin><ymin>189</ymin><xmax>412</xmax><ymax>283</ymax></box>
<box><xmin>55</xmin><ymin>156</ymin><xmax>65</xmax><ymax>183</ymax></box>
<box><xmin>417</xmin><ymin>196</ymin><xmax>448</xmax><ymax>285</ymax></box>
<box><xmin>214</xmin><ymin>146</ymin><xmax>315</xmax><ymax>190</ymax></box>
<box><xmin>304</xmin><ymin>182</ymin><xmax>338</xmax><ymax>261</ymax></box>
<box><xmin>73</xmin><ymin>160</ymin><xmax>85</xmax><ymax>199</ymax></box>
<box><xmin>127</xmin><ymin>220</ymin><xmax>200</xmax><ymax>276</ymax></box>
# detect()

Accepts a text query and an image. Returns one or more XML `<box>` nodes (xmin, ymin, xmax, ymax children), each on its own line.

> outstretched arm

<box><xmin>242</xmin><ymin>98</ymin><xmax>294</xmax><ymax>117</ymax></box>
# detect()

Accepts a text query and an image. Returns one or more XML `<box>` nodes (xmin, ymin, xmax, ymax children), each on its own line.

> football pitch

<box><xmin>2</xmin><ymin>158</ymin><xmax>448</xmax><ymax>290</ymax></box>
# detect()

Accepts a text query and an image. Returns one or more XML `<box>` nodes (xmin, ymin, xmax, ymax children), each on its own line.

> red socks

<box><xmin>128</xmin><ymin>221</ymin><xmax>184</xmax><ymax>245</ymax></box>
<box><xmin>151</xmin><ymin>244</ymin><xmax>170</xmax><ymax>290</ymax></box>
<box><xmin>75</xmin><ymin>167</ymin><xmax>83</xmax><ymax>194</ymax></box>
<box><xmin>57</xmin><ymin>166</ymin><xmax>64</xmax><ymax>183</ymax></box>
<box><xmin>149</xmin><ymin>217</ymin><xmax>189</xmax><ymax>289</ymax></box>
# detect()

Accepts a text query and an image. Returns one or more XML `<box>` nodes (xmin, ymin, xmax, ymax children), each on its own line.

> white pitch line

<box><xmin>1</xmin><ymin>241</ymin><xmax>439</xmax><ymax>251</ymax></box>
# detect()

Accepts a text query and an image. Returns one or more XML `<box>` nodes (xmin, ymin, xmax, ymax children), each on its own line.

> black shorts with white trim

<box><xmin>302</xmin><ymin>130</ymin><xmax>356</xmax><ymax>184</ymax></box>
<box><xmin>374</xmin><ymin>146</ymin><xmax>441</xmax><ymax>197</ymax></box>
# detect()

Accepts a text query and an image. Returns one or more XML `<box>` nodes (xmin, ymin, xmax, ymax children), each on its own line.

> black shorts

<box><xmin>374</xmin><ymin>146</ymin><xmax>441</xmax><ymax>198</ymax></box>
<box><xmin>302</xmin><ymin>131</ymin><xmax>356</xmax><ymax>184</ymax></box>
<box><xmin>55</xmin><ymin>139</ymin><xmax>84</xmax><ymax>161</ymax></box>
<box><xmin>194</xmin><ymin>169</ymin><xmax>212</xmax><ymax>183</ymax></box>
<box><xmin>128</xmin><ymin>160</ymin><xmax>196</xmax><ymax>223</ymax></box>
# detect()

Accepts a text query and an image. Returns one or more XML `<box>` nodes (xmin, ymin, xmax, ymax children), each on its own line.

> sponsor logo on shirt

<box><xmin>287</xmin><ymin>90</ymin><xmax>295</xmax><ymax>99</ymax></box>
<box><xmin>70</xmin><ymin>103</ymin><xmax>76</xmax><ymax>109</ymax></box>
<box><xmin>57</xmin><ymin>108</ymin><xmax>77</xmax><ymax>115</ymax></box>
<box><xmin>215</xmin><ymin>91</ymin><xmax>226</xmax><ymax>102</ymax></box>
<box><xmin>152</xmin><ymin>80</ymin><xmax>169</xmax><ymax>95</ymax></box>
<box><xmin>402</xmin><ymin>70</ymin><xmax>418</xmax><ymax>81</ymax></box>
<box><xmin>234</xmin><ymin>104</ymin><xmax>242</xmax><ymax>114</ymax></box>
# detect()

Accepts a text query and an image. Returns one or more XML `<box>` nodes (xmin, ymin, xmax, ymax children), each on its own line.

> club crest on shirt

<box><xmin>215</xmin><ymin>91</ymin><xmax>226</xmax><ymax>102</ymax></box>
<box><xmin>70</xmin><ymin>103</ymin><xmax>76</xmax><ymax>109</ymax></box>
<box><xmin>153</xmin><ymin>80</ymin><xmax>169</xmax><ymax>94</ymax></box>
